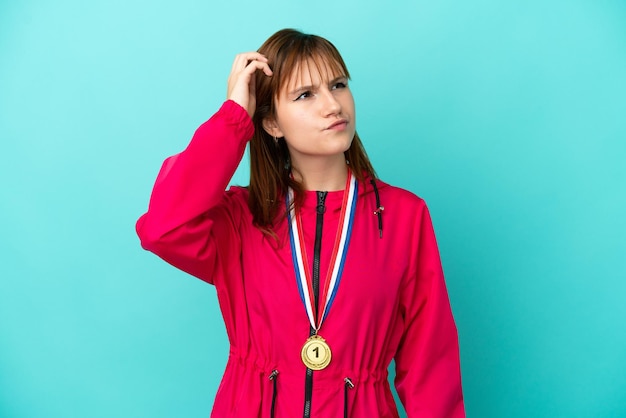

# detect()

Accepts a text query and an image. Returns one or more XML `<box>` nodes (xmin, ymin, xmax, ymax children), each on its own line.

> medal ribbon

<box><xmin>287</xmin><ymin>171</ymin><xmax>358</xmax><ymax>332</ymax></box>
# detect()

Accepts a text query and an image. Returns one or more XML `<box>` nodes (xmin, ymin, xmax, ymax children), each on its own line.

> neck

<box><xmin>291</xmin><ymin>154</ymin><xmax>349</xmax><ymax>191</ymax></box>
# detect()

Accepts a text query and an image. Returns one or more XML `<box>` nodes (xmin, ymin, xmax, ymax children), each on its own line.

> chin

<box><xmin>334</xmin><ymin>131</ymin><xmax>355</xmax><ymax>149</ymax></box>
<box><xmin>328</xmin><ymin>140</ymin><xmax>353</xmax><ymax>155</ymax></box>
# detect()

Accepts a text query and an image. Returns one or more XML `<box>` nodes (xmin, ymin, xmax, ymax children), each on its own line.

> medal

<box><xmin>301</xmin><ymin>334</ymin><xmax>332</xmax><ymax>370</ymax></box>
<box><xmin>287</xmin><ymin>171</ymin><xmax>358</xmax><ymax>370</ymax></box>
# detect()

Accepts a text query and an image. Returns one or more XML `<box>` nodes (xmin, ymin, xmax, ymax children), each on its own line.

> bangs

<box><xmin>271</xmin><ymin>35</ymin><xmax>351</xmax><ymax>98</ymax></box>
<box><xmin>249</xmin><ymin>29</ymin><xmax>377</xmax><ymax>231</ymax></box>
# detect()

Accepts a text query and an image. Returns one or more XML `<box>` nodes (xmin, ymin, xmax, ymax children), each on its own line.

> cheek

<box><xmin>347</xmin><ymin>93</ymin><xmax>356</xmax><ymax>110</ymax></box>
<box><xmin>282</xmin><ymin>110</ymin><xmax>309</xmax><ymax>131</ymax></box>
<box><xmin>277</xmin><ymin>116</ymin><xmax>307</xmax><ymax>141</ymax></box>
<box><xmin>338</xmin><ymin>93</ymin><xmax>355</xmax><ymax>115</ymax></box>
<box><xmin>274</xmin><ymin>107</ymin><xmax>296</xmax><ymax>134</ymax></box>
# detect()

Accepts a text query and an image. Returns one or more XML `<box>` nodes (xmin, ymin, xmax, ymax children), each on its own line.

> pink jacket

<box><xmin>136</xmin><ymin>100</ymin><xmax>465</xmax><ymax>417</ymax></box>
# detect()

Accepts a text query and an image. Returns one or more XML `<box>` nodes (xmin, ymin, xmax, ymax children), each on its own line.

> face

<box><xmin>264</xmin><ymin>58</ymin><xmax>356</xmax><ymax>167</ymax></box>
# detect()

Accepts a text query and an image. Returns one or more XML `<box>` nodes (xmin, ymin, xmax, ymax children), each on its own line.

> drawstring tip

<box><xmin>344</xmin><ymin>377</ymin><xmax>354</xmax><ymax>418</ymax></box>
<box><xmin>371</xmin><ymin>179</ymin><xmax>384</xmax><ymax>240</ymax></box>
<box><xmin>373</xmin><ymin>206</ymin><xmax>384</xmax><ymax>239</ymax></box>
<box><xmin>269</xmin><ymin>369</ymin><xmax>279</xmax><ymax>418</ymax></box>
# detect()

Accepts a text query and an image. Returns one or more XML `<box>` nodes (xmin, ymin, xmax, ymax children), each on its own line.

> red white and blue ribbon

<box><xmin>287</xmin><ymin>172</ymin><xmax>358</xmax><ymax>332</ymax></box>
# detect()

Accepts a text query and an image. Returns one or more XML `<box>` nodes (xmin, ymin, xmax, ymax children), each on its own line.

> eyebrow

<box><xmin>288</xmin><ymin>76</ymin><xmax>347</xmax><ymax>96</ymax></box>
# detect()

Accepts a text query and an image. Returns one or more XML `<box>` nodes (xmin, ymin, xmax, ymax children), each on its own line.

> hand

<box><xmin>227</xmin><ymin>52</ymin><xmax>273</xmax><ymax>118</ymax></box>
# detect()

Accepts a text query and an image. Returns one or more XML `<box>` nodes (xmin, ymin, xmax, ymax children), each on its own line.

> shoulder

<box><xmin>203</xmin><ymin>185</ymin><xmax>251</xmax><ymax>221</ymax></box>
<box><xmin>202</xmin><ymin>185</ymin><xmax>254</xmax><ymax>237</ymax></box>
<box><xmin>365</xmin><ymin>178</ymin><xmax>428</xmax><ymax>211</ymax></box>
<box><xmin>224</xmin><ymin>185</ymin><xmax>250</xmax><ymax>207</ymax></box>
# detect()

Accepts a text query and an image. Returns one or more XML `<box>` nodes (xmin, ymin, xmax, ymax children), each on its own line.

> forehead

<box><xmin>279</xmin><ymin>55</ymin><xmax>346</xmax><ymax>93</ymax></box>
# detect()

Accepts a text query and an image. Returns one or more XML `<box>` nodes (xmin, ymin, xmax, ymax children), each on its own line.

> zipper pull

<box><xmin>316</xmin><ymin>191</ymin><xmax>327</xmax><ymax>214</ymax></box>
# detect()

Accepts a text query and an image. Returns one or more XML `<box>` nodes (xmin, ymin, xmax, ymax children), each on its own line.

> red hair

<box><xmin>249</xmin><ymin>29</ymin><xmax>376</xmax><ymax>233</ymax></box>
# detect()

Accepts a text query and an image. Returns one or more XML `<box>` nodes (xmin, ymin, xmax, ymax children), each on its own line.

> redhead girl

<box><xmin>137</xmin><ymin>28</ymin><xmax>465</xmax><ymax>418</ymax></box>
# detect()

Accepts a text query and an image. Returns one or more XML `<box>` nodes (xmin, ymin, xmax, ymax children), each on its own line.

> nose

<box><xmin>320</xmin><ymin>88</ymin><xmax>341</xmax><ymax>116</ymax></box>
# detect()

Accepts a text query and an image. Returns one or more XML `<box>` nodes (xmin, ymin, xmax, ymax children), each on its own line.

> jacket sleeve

<box><xmin>135</xmin><ymin>100</ymin><xmax>254</xmax><ymax>284</ymax></box>
<box><xmin>394</xmin><ymin>202</ymin><xmax>465</xmax><ymax>417</ymax></box>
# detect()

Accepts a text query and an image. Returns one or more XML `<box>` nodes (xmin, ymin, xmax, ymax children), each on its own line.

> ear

<box><xmin>262</xmin><ymin>117</ymin><xmax>285</xmax><ymax>139</ymax></box>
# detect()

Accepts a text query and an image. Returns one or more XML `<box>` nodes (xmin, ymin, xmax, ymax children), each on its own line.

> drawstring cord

<box><xmin>268</xmin><ymin>371</ymin><xmax>354</xmax><ymax>417</ymax></box>
<box><xmin>269</xmin><ymin>369</ymin><xmax>279</xmax><ymax>418</ymax></box>
<box><xmin>370</xmin><ymin>179</ymin><xmax>384</xmax><ymax>238</ymax></box>
<box><xmin>344</xmin><ymin>377</ymin><xmax>354</xmax><ymax>418</ymax></box>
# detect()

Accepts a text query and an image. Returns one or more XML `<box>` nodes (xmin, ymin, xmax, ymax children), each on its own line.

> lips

<box><xmin>326</xmin><ymin>119</ymin><xmax>348</xmax><ymax>130</ymax></box>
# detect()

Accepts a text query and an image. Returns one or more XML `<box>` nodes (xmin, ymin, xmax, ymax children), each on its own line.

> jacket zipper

<box><xmin>303</xmin><ymin>191</ymin><xmax>327</xmax><ymax>418</ymax></box>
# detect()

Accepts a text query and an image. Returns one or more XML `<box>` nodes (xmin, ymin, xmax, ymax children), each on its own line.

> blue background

<box><xmin>1</xmin><ymin>0</ymin><xmax>625</xmax><ymax>417</ymax></box>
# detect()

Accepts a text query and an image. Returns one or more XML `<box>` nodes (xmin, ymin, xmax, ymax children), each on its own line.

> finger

<box><xmin>242</xmin><ymin>60</ymin><xmax>273</xmax><ymax>77</ymax></box>
<box><xmin>243</xmin><ymin>52</ymin><xmax>268</xmax><ymax>63</ymax></box>
<box><xmin>231</xmin><ymin>52</ymin><xmax>268</xmax><ymax>72</ymax></box>
<box><xmin>231</xmin><ymin>54</ymin><xmax>246</xmax><ymax>73</ymax></box>
<box><xmin>227</xmin><ymin>60</ymin><xmax>268</xmax><ymax>97</ymax></box>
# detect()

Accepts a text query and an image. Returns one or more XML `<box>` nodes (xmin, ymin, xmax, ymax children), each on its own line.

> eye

<box><xmin>294</xmin><ymin>91</ymin><xmax>312</xmax><ymax>101</ymax></box>
<box><xmin>331</xmin><ymin>81</ymin><xmax>347</xmax><ymax>90</ymax></box>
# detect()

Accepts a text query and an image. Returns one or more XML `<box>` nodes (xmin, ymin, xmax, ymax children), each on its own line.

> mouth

<box><xmin>326</xmin><ymin>119</ymin><xmax>348</xmax><ymax>130</ymax></box>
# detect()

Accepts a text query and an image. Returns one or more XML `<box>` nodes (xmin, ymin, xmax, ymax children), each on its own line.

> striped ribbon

<box><xmin>287</xmin><ymin>172</ymin><xmax>358</xmax><ymax>331</ymax></box>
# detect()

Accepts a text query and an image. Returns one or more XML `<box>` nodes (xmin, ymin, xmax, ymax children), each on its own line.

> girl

<box><xmin>137</xmin><ymin>28</ymin><xmax>465</xmax><ymax>418</ymax></box>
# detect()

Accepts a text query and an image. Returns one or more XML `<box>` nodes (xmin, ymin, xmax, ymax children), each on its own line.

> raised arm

<box><xmin>136</xmin><ymin>53</ymin><xmax>272</xmax><ymax>283</ymax></box>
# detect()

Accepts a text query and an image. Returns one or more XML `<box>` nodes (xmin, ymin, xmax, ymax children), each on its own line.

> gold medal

<box><xmin>289</xmin><ymin>173</ymin><xmax>356</xmax><ymax>372</ymax></box>
<box><xmin>301</xmin><ymin>334</ymin><xmax>332</xmax><ymax>370</ymax></box>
